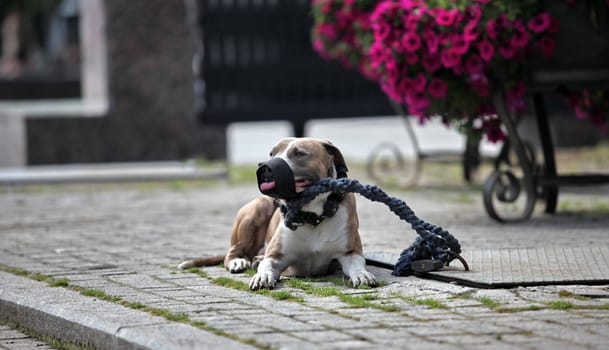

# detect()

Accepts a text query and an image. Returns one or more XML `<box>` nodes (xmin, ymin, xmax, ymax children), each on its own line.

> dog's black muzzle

<box><xmin>256</xmin><ymin>157</ymin><xmax>299</xmax><ymax>199</ymax></box>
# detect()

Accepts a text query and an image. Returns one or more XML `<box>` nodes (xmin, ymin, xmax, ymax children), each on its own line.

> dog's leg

<box><xmin>249</xmin><ymin>256</ymin><xmax>289</xmax><ymax>290</ymax></box>
<box><xmin>338</xmin><ymin>253</ymin><xmax>377</xmax><ymax>288</ymax></box>
<box><xmin>224</xmin><ymin>197</ymin><xmax>276</xmax><ymax>273</ymax></box>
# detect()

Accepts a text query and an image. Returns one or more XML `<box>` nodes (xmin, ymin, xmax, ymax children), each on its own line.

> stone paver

<box><xmin>0</xmin><ymin>323</ymin><xmax>58</xmax><ymax>350</ymax></box>
<box><xmin>1</xmin><ymin>181</ymin><xmax>609</xmax><ymax>349</ymax></box>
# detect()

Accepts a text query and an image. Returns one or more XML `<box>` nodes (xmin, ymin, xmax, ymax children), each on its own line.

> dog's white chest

<box><xmin>278</xmin><ymin>206</ymin><xmax>350</xmax><ymax>276</ymax></box>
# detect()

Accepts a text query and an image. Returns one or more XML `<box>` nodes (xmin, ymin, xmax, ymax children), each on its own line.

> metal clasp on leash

<box><xmin>411</xmin><ymin>250</ymin><xmax>470</xmax><ymax>273</ymax></box>
<box><xmin>411</xmin><ymin>259</ymin><xmax>444</xmax><ymax>273</ymax></box>
<box><xmin>446</xmin><ymin>250</ymin><xmax>470</xmax><ymax>271</ymax></box>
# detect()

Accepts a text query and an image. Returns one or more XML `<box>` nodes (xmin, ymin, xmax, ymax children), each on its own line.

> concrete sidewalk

<box><xmin>1</xmin><ymin>180</ymin><xmax>609</xmax><ymax>349</ymax></box>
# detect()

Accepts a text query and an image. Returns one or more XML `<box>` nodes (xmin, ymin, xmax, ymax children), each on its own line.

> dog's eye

<box><xmin>293</xmin><ymin>148</ymin><xmax>307</xmax><ymax>157</ymax></box>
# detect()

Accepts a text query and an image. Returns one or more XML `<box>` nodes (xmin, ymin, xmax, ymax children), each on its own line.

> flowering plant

<box><xmin>312</xmin><ymin>0</ymin><xmax>609</xmax><ymax>141</ymax></box>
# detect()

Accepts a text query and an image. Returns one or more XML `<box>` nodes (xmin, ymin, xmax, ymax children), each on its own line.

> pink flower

<box><xmin>466</xmin><ymin>5</ymin><xmax>482</xmax><ymax>22</ymax></box>
<box><xmin>385</xmin><ymin>59</ymin><xmax>400</xmax><ymax>79</ymax></box>
<box><xmin>312</xmin><ymin>39</ymin><xmax>329</xmax><ymax>59</ymax></box>
<box><xmin>486</xmin><ymin>19</ymin><xmax>499</xmax><ymax>39</ymax></box>
<box><xmin>399</xmin><ymin>0</ymin><xmax>420</xmax><ymax>10</ymax></box>
<box><xmin>510</xmin><ymin>25</ymin><xmax>529</xmax><ymax>48</ymax></box>
<box><xmin>476</xmin><ymin>40</ymin><xmax>494</xmax><ymax>61</ymax></box>
<box><xmin>413</xmin><ymin>73</ymin><xmax>427</xmax><ymax>93</ymax></box>
<box><xmin>359</xmin><ymin>63</ymin><xmax>379</xmax><ymax>80</ymax></box>
<box><xmin>574</xmin><ymin>105</ymin><xmax>589</xmax><ymax>120</ymax></box>
<box><xmin>406</xmin><ymin>92</ymin><xmax>430</xmax><ymax>113</ymax></box>
<box><xmin>317</xmin><ymin>23</ymin><xmax>336</xmax><ymax>40</ymax></box>
<box><xmin>449</xmin><ymin>34</ymin><xmax>470</xmax><ymax>55</ymax></box>
<box><xmin>497</xmin><ymin>13</ymin><xmax>513</xmax><ymax>29</ymax></box>
<box><xmin>320</xmin><ymin>1</ymin><xmax>332</xmax><ymax>14</ymax></box>
<box><xmin>421</xmin><ymin>52</ymin><xmax>442</xmax><ymax>72</ymax></box>
<box><xmin>538</xmin><ymin>36</ymin><xmax>556</xmax><ymax>58</ymax></box>
<box><xmin>463</xmin><ymin>21</ymin><xmax>480</xmax><ymax>42</ymax></box>
<box><xmin>441</xmin><ymin>48</ymin><xmax>461</xmax><ymax>68</ymax></box>
<box><xmin>507</xmin><ymin>80</ymin><xmax>526</xmax><ymax>100</ymax></box>
<box><xmin>423</xmin><ymin>30</ymin><xmax>440</xmax><ymax>54</ymax></box>
<box><xmin>381</xmin><ymin>82</ymin><xmax>403</xmax><ymax>103</ymax></box>
<box><xmin>498</xmin><ymin>41</ymin><xmax>517</xmax><ymax>59</ymax></box>
<box><xmin>405</xmin><ymin>52</ymin><xmax>419</xmax><ymax>65</ymax></box>
<box><xmin>369</xmin><ymin>42</ymin><xmax>386</xmax><ymax>62</ymax></box>
<box><xmin>404</xmin><ymin>12</ymin><xmax>423</xmax><ymax>31</ymax></box>
<box><xmin>427</xmin><ymin>78</ymin><xmax>447</xmax><ymax>98</ymax></box>
<box><xmin>399</xmin><ymin>78</ymin><xmax>416</xmax><ymax>94</ymax></box>
<box><xmin>506</xmin><ymin>81</ymin><xmax>527</xmax><ymax>113</ymax></box>
<box><xmin>482</xmin><ymin>118</ymin><xmax>506</xmax><ymax>143</ymax></box>
<box><xmin>374</xmin><ymin>22</ymin><xmax>391</xmax><ymax>41</ymax></box>
<box><xmin>465</xmin><ymin>54</ymin><xmax>484</xmax><ymax>74</ymax></box>
<box><xmin>528</xmin><ymin>13</ymin><xmax>551</xmax><ymax>33</ymax></box>
<box><xmin>469</xmin><ymin>73</ymin><xmax>490</xmax><ymax>97</ymax></box>
<box><xmin>401</xmin><ymin>32</ymin><xmax>422</xmax><ymax>52</ymax></box>
<box><xmin>435</xmin><ymin>8</ymin><xmax>459</xmax><ymax>26</ymax></box>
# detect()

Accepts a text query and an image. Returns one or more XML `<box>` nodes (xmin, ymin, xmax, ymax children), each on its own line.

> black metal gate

<box><xmin>194</xmin><ymin>0</ymin><xmax>392</xmax><ymax>136</ymax></box>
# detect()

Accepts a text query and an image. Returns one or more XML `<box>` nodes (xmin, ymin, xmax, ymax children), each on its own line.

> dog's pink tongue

<box><xmin>295</xmin><ymin>179</ymin><xmax>312</xmax><ymax>189</ymax></box>
<box><xmin>260</xmin><ymin>181</ymin><xmax>276</xmax><ymax>191</ymax></box>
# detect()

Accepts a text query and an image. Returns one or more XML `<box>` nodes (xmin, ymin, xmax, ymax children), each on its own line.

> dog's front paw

<box><xmin>249</xmin><ymin>271</ymin><xmax>277</xmax><ymax>290</ymax></box>
<box><xmin>349</xmin><ymin>270</ymin><xmax>377</xmax><ymax>288</ymax></box>
<box><xmin>228</xmin><ymin>258</ymin><xmax>251</xmax><ymax>273</ymax></box>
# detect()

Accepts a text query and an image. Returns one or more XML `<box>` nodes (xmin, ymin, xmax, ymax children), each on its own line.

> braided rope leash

<box><xmin>281</xmin><ymin>177</ymin><xmax>464</xmax><ymax>276</ymax></box>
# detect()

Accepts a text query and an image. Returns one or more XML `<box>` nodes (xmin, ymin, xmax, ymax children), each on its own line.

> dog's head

<box><xmin>256</xmin><ymin>137</ymin><xmax>348</xmax><ymax>199</ymax></box>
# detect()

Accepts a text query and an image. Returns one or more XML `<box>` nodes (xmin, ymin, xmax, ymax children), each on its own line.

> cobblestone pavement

<box><xmin>0</xmin><ymin>323</ymin><xmax>58</xmax><ymax>350</ymax></box>
<box><xmin>1</xmin><ymin>181</ymin><xmax>609</xmax><ymax>349</ymax></box>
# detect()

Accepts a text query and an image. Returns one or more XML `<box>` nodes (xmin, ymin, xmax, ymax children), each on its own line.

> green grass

<box><xmin>478</xmin><ymin>297</ymin><xmax>501</xmax><ymax>310</ymax></box>
<box><xmin>557</xmin><ymin>289</ymin><xmax>590</xmax><ymax>301</ymax></box>
<box><xmin>494</xmin><ymin>305</ymin><xmax>543</xmax><ymax>313</ymax></box>
<box><xmin>186</xmin><ymin>267</ymin><xmax>209</xmax><ymax>278</ymax></box>
<box><xmin>453</xmin><ymin>291</ymin><xmax>474</xmax><ymax>299</ymax></box>
<box><xmin>393</xmin><ymin>294</ymin><xmax>447</xmax><ymax>309</ymax></box>
<box><xmin>283</xmin><ymin>279</ymin><xmax>313</xmax><ymax>290</ymax></box>
<box><xmin>414</xmin><ymin>298</ymin><xmax>447</xmax><ymax>309</ymax></box>
<box><xmin>49</xmin><ymin>277</ymin><xmax>70</xmax><ymax>287</ymax></box>
<box><xmin>268</xmin><ymin>290</ymin><xmax>305</xmax><ymax>302</ymax></box>
<box><xmin>228</xmin><ymin>165</ymin><xmax>258</xmax><ymax>183</ymax></box>
<box><xmin>213</xmin><ymin>277</ymin><xmax>250</xmax><ymax>291</ymax></box>
<box><xmin>559</xmin><ymin>198</ymin><xmax>609</xmax><ymax>214</ymax></box>
<box><xmin>338</xmin><ymin>294</ymin><xmax>400</xmax><ymax>312</ymax></box>
<box><xmin>0</xmin><ymin>265</ymin><xmax>73</xmax><ymax>288</ymax></box>
<box><xmin>212</xmin><ymin>276</ymin><xmax>304</xmax><ymax>302</ymax></box>
<box><xmin>548</xmin><ymin>300</ymin><xmax>575</xmax><ymax>310</ymax></box>
<box><xmin>79</xmin><ymin>288</ymin><xmax>122</xmax><ymax>303</ymax></box>
<box><xmin>149</xmin><ymin>308</ymin><xmax>189</xmax><ymax>322</ymax></box>
<box><xmin>283</xmin><ymin>277</ymin><xmax>397</xmax><ymax>311</ymax></box>
<box><xmin>310</xmin><ymin>286</ymin><xmax>342</xmax><ymax>297</ymax></box>
<box><xmin>124</xmin><ymin>301</ymin><xmax>147</xmax><ymax>310</ymax></box>
<box><xmin>185</xmin><ymin>267</ymin><xmax>394</xmax><ymax>312</ymax></box>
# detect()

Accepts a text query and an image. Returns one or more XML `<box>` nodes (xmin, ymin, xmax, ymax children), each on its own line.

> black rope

<box><xmin>281</xmin><ymin>178</ymin><xmax>462</xmax><ymax>276</ymax></box>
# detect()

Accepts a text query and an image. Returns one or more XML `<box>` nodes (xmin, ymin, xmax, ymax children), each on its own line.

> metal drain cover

<box><xmin>367</xmin><ymin>246</ymin><xmax>609</xmax><ymax>288</ymax></box>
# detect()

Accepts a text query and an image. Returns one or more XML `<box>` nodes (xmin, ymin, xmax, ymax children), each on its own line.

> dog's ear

<box><xmin>322</xmin><ymin>140</ymin><xmax>348</xmax><ymax>178</ymax></box>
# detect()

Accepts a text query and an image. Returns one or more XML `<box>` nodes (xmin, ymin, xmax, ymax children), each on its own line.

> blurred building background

<box><xmin>0</xmin><ymin>0</ymin><xmax>393</xmax><ymax>167</ymax></box>
<box><xmin>0</xmin><ymin>0</ymin><xmax>604</xmax><ymax>168</ymax></box>
<box><xmin>1</xmin><ymin>0</ymin><xmax>221</xmax><ymax>166</ymax></box>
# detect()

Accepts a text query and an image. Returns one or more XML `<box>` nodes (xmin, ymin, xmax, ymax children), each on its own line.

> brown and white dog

<box><xmin>178</xmin><ymin>137</ymin><xmax>376</xmax><ymax>290</ymax></box>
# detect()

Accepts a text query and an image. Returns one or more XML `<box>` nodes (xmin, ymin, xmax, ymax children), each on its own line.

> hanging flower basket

<box><xmin>311</xmin><ymin>0</ymin><xmax>609</xmax><ymax>141</ymax></box>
